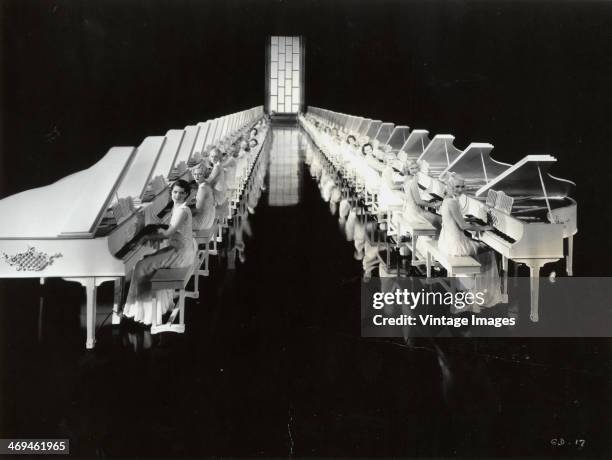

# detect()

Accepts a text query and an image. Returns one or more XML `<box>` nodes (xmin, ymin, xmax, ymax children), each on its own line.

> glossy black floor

<box><xmin>1</xmin><ymin>126</ymin><xmax>611</xmax><ymax>458</ymax></box>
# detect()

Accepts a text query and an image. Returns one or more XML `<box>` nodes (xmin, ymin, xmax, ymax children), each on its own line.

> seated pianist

<box><xmin>191</xmin><ymin>161</ymin><xmax>217</xmax><ymax>237</ymax></box>
<box><xmin>402</xmin><ymin>159</ymin><xmax>442</xmax><ymax>228</ymax></box>
<box><xmin>363</xmin><ymin>141</ymin><xmax>387</xmax><ymax>173</ymax></box>
<box><xmin>381</xmin><ymin>152</ymin><xmax>405</xmax><ymax>190</ymax></box>
<box><xmin>346</xmin><ymin>134</ymin><xmax>358</xmax><ymax>148</ymax></box>
<box><xmin>234</xmin><ymin>138</ymin><xmax>251</xmax><ymax>184</ymax></box>
<box><xmin>374</xmin><ymin>143</ymin><xmax>391</xmax><ymax>162</ymax></box>
<box><xmin>122</xmin><ymin>179</ymin><xmax>197</xmax><ymax>325</ymax></box>
<box><xmin>222</xmin><ymin>146</ymin><xmax>239</xmax><ymax>204</ymax></box>
<box><xmin>438</xmin><ymin>173</ymin><xmax>502</xmax><ymax>307</ymax></box>
<box><xmin>361</xmin><ymin>142</ymin><xmax>374</xmax><ymax>158</ymax></box>
<box><xmin>239</xmin><ymin>138</ymin><xmax>251</xmax><ymax>156</ymax></box>
<box><xmin>203</xmin><ymin>147</ymin><xmax>227</xmax><ymax>207</ymax></box>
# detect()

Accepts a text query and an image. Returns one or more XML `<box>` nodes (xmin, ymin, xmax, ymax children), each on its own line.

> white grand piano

<box><xmin>304</xmin><ymin>107</ymin><xmax>578</xmax><ymax>322</ymax></box>
<box><xmin>0</xmin><ymin>107</ymin><xmax>264</xmax><ymax>349</ymax></box>
<box><xmin>458</xmin><ymin>155</ymin><xmax>577</xmax><ymax>320</ymax></box>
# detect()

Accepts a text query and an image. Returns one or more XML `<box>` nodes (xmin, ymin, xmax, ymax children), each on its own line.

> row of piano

<box><xmin>300</xmin><ymin>106</ymin><xmax>578</xmax><ymax>318</ymax></box>
<box><xmin>0</xmin><ymin>106</ymin><xmax>267</xmax><ymax>349</ymax></box>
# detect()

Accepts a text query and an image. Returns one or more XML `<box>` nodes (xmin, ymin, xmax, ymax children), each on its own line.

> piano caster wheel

<box><xmin>111</xmin><ymin>311</ymin><xmax>122</xmax><ymax>325</ymax></box>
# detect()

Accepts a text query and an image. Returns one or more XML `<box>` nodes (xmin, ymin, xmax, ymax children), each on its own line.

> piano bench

<box><xmin>150</xmin><ymin>251</ymin><xmax>202</xmax><ymax>335</ymax></box>
<box><xmin>421</xmin><ymin>237</ymin><xmax>481</xmax><ymax>278</ymax></box>
<box><xmin>195</xmin><ymin>226</ymin><xmax>218</xmax><ymax>274</ymax></box>
<box><xmin>390</xmin><ymin>217</ymin><xmax>438</xmax><ymax>266</ymax></box>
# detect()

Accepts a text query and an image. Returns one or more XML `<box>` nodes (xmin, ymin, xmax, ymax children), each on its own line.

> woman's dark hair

<box><xmin>249</xmin><ymin>139</ymin><xmax>259</xmax><ymax>147</ymax></box>
<box><xmin>361</xmin><ymin>143</ymin><xmax>373</xmax><ymax>155</ymax></box>
<box><xmin>250</xmin><ymin>127</ymin><xmax>258</xmax><ymax>136</ymax></box>
<box><xmin>172</xmin><ymin>179</ymin><xmax>191</xmax><ymax>194</ymax></box>
<box><xmin>346</xmin><ymin>135</ymin><xmax>356</xmax><ymax>144</ymax></box>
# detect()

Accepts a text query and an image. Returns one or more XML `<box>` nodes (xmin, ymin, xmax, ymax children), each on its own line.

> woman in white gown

<box><xmin>123</xmin><ymin>179</ymin><xmax>197</xmax><ymax>325</ymax></box>
<box><xmin>402</xmin><ymin>159</ymin><xmax>441</xmax><ymax>228</ymax></box>
<box><xmin>205</xmin><ymin>148</ymin><xmax>227</xmax><ymax>206</ymax></box>
<box><xmin>438</xmin><ymin>173</ymin><xmax>502</xmax><ymax>308</ymax></box>
<box><xmin>222</xmin><ymin>147</ymin><xmax>239</xmax><ymax>204</ymax></box>
<box><xmin>191</xmin><ymin>160</ymin><xmax>216</xmax><ymax>236</ymax></box>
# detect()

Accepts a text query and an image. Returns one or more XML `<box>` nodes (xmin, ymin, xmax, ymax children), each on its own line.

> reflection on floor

<box><xmin>0</xmin><ymin>126</ymin><xmax>611</xmax><ymax>458</ymax></box>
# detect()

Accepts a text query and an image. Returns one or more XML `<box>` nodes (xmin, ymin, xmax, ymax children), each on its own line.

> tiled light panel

<box><xmin>268</xmin><ymin>36</ymin><xmax>301</xmax><ymax>113</ymax></box>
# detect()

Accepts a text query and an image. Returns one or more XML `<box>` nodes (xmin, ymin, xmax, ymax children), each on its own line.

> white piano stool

<box><xmin>421</xmin><ymin>238</ymin><xmax>481</xmax><ymax>278</ymax></box>
<box><xmin>149</xmin><ymin>270</ymin><xmax>193</xmax><ymax>335</ymax></box>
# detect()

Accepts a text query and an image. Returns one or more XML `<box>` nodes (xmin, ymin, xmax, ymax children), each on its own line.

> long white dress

<box><xmin>209</xmin><ymin>163</ymin><xmax>227</xmax><ymax>206</ymax></box>
<box><xmin>438</xmin><ymin>197</ymin><xmax>502</xmax><ymax>308</ymax></box>
<box><xmin>123</xmin><ymin>203</ymin><xmax>197</xmax><ymax>325</ymax></box>
<box><xmin>223</xmin><ymin>157</ymin><xmax>238</xmax><ymax>199</ymax></box>
<box><xmin>193</xmin><ymin>182</ymin><xmax>216</xmax><ymax>234</ymax></box>
<box><xmin>438</xmin><ymin>198</ymin><xmax>479</xmax><ymax>257</ymax></box>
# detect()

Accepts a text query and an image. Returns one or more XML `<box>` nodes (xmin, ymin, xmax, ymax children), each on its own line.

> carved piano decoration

<box><xmin>0</xmin><ymin>106</ymin><xmax>264</xmax><ymax>349</ymax></box>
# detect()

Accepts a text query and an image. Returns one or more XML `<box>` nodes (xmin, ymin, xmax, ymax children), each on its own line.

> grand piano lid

<box><xmin>417</xmin><ymin>135</ymin><xmax>462</xmax><ymax>168</ymax></box>
<box><xmin>475</xmin><ymin>154</ymin><xmax>576</xmax><ymax>198</ymax></box>
<box><xmin>150</xmin><ymin>129</ymin><xmax>185</xmax><ymax>180</ymax></box>
<box><xmin>374</xmin><ymin>122</ymin><xmax>395</xmax><ymax>144</ymax></box>
<box><xmin>339</xmin><ymin>114</ymin><xmax>350</xmax><ymax>129</ymax></box>
<box><xmin>349</xmin><ymin>116</ymin><xmax>364</xmax><ymax>133</ymax></box>
<box><xmin>399</xmin><ymin>129</ymin><xmax>431</xmax><ymax>158</ymax></box>
<box><xmin>345</xmin><ymin>115</ymin><xmax>356</xmax><ymax>131</ymax></box>
<box><xmin>357</xmin><ymin>119</ymin><xmax>372</xmax><ymax>137</ymax></box>
<box><xmin>174</xmin><ymin>125</ymin><xmax>200</xmax><ymax>166</ymax></box>
<box><xmin>219</xmin><ymin>116</ymin><xmax>230</xmax><ymax>138</ymax></box>
<box><xmin>443</xmin><ymin>142</ymin><xmax>511</xmax><ymax>182</ymax></box>
<box><xmin>0</xmin><ymin>147</ymin><xmax>135</xmax><ymax>238</ymax></box>
<box><xmin>208</xmin><ymin>118</ymin><xmax>222</xmax><ymax>145</ymax></box>
<box><xmin>115</xmin><ymin>136</ymin><xmax>166</xmax><ymax>201</ymax></box>
<box><xmin>386</xmin><ymin>126</ymin><xmax>410</xmax><ymax>151</ymax></box>
<box><xmin>366</xmin><ymin>120</ymin><xmax>382</xmax><ymax>139</ymax></box>
<box><xmin>192</xmin><ymin>122</ymin><xmax>211</xmax><ymax>156</ymax></box>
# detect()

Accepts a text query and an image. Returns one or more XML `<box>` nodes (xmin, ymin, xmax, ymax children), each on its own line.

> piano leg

<box><xmin>502</xmin><ymin>256</ymin><xmax>509</xmax><ymax>303</ymax></box>
<box><xmin>63</xmin><ymin>277</ymin><xmax>95</xmax><ymax>349</ymax></box>
<box><xmin>528</xmin><ymin>263</ymin><xmax>541</xmax><ymax>322</ymax></box>
<box><xmin>515</xmin><ymin>259</ymin><xmax>558</xmax><ymax>323</ymax></box>
<box><xmin>566</xmin><ymin>235</ymin><xmax>574</xmax><ymax>277</ymax></box>
<box><xmin>112</xmin><ymin>278</ymin><xmax>124</xmax><ymax>325</ymax></box>
<box><xmin>64</xmin><ymin>276</ymin><xmax>122</xmax><ymax>349</ymax></box>
<box><xmin>38</xmin><ymin>278</ymin><xmax>45</xmax><ymax>343</ymax></box>
<box><xmin>217</xmin><ymin>224</ymin><xmax>223</xmax><ymax>243</ymax></box>
<box><xmin>83</xmin><ymin>278</ymin><xmax>98</xmax><ymax>349</ymax></box>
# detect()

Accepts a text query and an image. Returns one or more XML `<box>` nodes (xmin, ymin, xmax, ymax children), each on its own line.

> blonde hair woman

<box><xmin>402</xmin><ymin>159</ymin><xmax>441</xmax><ymax>228</ymax></box>
<box><xmin>438</xmin><ymin>173</ymin><xmax>502</xmax><ymax>308</ymax></box>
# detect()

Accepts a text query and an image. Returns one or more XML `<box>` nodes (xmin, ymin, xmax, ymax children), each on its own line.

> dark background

<box><xmin>2</xmin><ymin>0</ymin><xmax>611</xmax><ymax>274</ymax></box>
